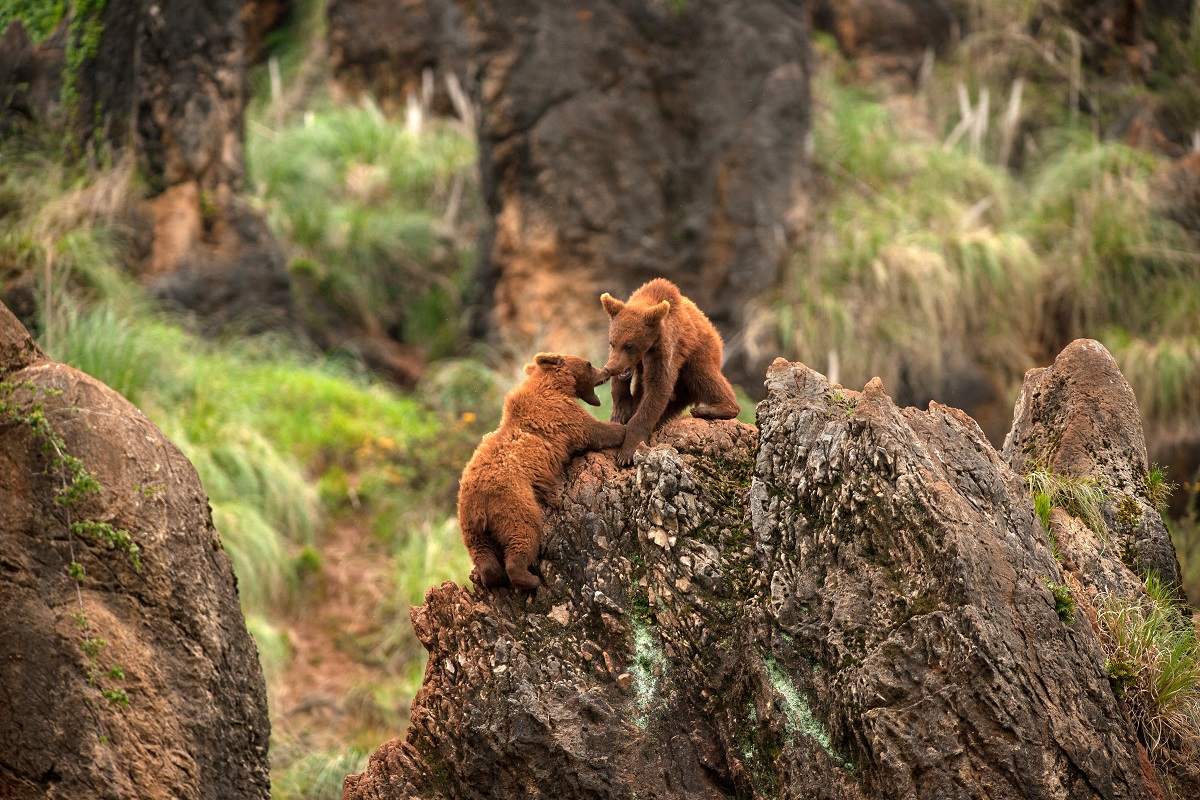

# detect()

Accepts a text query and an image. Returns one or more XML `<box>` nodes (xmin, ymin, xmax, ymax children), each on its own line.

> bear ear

<box><xmin>534</xmin><ymin>353</ymin><xmax>565</xmax><ymax>369</ymax></box>
<box><xmin>647</xmin><ymin>300</ymin><xmax>670</xmax><ymax>323</ymax></box>
<box><xmin>600</xmin><ymin>293</ymin><xmax>624</xmax><ymax>317</ymax></box>
<box><xmin>524</xmin><ymin>362</ymin><xmax>536</xmax><ymax>375</ymax></box>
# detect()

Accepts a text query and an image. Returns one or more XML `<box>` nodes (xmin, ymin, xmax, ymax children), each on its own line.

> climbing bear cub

<box><xmin>601</xmin><ymin>278</ymin><xmax>740</xmax><ymax>466</ymax></box>
<box><xmin>457</xmin><ymin>353</ymin><xmax>626</xmax><ymax>590</ymax></box>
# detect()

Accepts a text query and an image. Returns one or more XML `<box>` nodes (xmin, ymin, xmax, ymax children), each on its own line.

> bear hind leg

<box><xmin>689</xmin><ymin>367</ymin><xmax>740</xmax><ymax>420</ymax></box>
<box><xmin>492</xmin><ymin>502</ymin><xmax>543</xmax><ymax>591</ymax></box>
<box><xmin>469</xmin><ymin>541</ymin><xmax>506</xmax><ymax>588</ymax></box>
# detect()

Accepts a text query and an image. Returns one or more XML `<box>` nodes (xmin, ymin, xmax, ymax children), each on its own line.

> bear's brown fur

<box><xmin>600</xmin><ymin>278</ymin><xmax>740</xmax><ymax>466</ymax></box>
<box><xmin>457</xmin><ymin>353</ymin><xmax>625</xmax><ymax>589</ymax></box>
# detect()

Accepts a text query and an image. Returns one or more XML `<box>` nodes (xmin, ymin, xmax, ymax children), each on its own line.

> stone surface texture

<box><xmin>345</xmin><ymin>343</ymin><xmax>1188</xmax><ymax>799</ymax></box>
<box><xmin>463</xmin><ymin>0</ymin><xmax>811</xmax><ymax>381</ymax></box>
<box><xmin>0</xmin><ymin>302</ymin><xmax>271</xmax><ymax>799</ymax></box>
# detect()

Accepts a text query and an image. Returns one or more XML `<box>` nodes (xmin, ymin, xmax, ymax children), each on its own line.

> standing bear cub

<box><xmin>601</xmin><ymin>278</ymin><xmax>740</xmax><ymax>466</ymax></box>
<box><xmin>457</xmin><ymin>353</ymin><xmax>625</xmax><ymax>590</ymax></box>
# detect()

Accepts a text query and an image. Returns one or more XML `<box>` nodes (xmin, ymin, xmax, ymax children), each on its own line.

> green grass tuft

<box><xmin>1025</xmin><ymin>466</ymin><xmax>1109</xmax><ymax>541</ymax></box>
<box><xmin>247</xmin><ymin>102</ymin><xmax>478</xmax><ymax>358</ymax></box>
<box><xmin>271</xmin><ymin>747</ymin><xmax>370</xmax><ymax>800</ymax></box>
<box><xmin>1095</xmin><ymin>574</ymin><xmax>1200</xmax><ymax>766</ymax></box>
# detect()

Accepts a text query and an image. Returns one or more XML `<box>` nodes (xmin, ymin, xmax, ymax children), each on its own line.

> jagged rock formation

<box><xmin>0</xmin><ymin>302</ymin><xmax>271</xmax><ymax>798</ymax></box>
<box><xmin>463</xmin><ymin>0</ymin><xmax>811</xmax><ymax>381</ymax></box>
<box><xmin>346</xmin><ymin>338</ymin><xmax>1190</xmax><ymax>799</ymax></box>
<box><xmin>1005</xmin><ymin>338</ymin><xmax>1187</xmax><ymax>604</ymax></box>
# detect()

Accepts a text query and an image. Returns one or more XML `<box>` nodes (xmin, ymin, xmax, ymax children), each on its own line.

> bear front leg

<box><xmin>617</xmin><ymin>361</ymin><xmax>675</xmax><ymax>467</ymax></box>
<box><xmin>587</xmin><ymin>420</ymin><xmax>626</xmax><ymax>451</ymax></box>
<box><xmin>610</xmin><ymin>375</ymin><xmax>637</xmax><ymax>425</ymax></box>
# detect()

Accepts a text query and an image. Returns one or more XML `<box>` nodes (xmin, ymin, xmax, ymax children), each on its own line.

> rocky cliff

<box><xmin>345</xmin><ymin>339</ymin><xmax>1195</xmax><ymax>799</ymax></box>
<box><xmin>0</xmin><ymin>1</ymin><xmax>292</xmax><ymax>334</ymax></box>
<box><xmin>0</xmin><ymin>302</ymin><xmax>271</xmax><ymax>798</ymax></box>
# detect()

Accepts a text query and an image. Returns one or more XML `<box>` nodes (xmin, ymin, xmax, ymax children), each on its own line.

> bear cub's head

<box><xmin>599</xmin><ymin>293</ymin><xmax>670</xmax><ymax>380</ymax></box>
<box><xmin>525</xmin><ymin>353</ymin><xmax>610</xmax><ymax>406</ymax></box>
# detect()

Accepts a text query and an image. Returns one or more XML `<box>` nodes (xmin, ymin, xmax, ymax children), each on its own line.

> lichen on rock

<box><xmin>346</xmin><ymin>348</ymin><xmax>1189</xmax><ymax>800</ymax></box>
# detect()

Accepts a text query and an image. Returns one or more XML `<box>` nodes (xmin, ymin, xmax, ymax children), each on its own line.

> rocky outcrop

<box><xmin>811</xmin><ymin>0</ymin><xmax>960</xmax><ymax>82</ymax></box>
<box><xmin>346</xmin><ymin>340</ymin><xmax>1187</xmax><ymax>799</ymax></box>
<box><xmin>465</xmin><ymin>0</ymin><xmax>811</xmax><ymax>380</ymax></box>
<box><xmin>0</xmin><ymin>19</ymin><xmax>66</xmax><ymax>132</ymax></box>
<box><xmin>1004</xmin><ymin>338</ymin><xmax>1187</xmax><ymax>603</ymax></box>
<box><xmin>0</xmin><ymin>2</ymin><xmax>292</xmax><ymax>333</ymax></box>
<box><xmin>0</xmin><ymin>302</ymin><xmax>270</xmax><ymax>798</ymax></box>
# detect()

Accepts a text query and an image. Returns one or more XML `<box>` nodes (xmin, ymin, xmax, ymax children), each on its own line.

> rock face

<box><xmin>0</xmin><ymin>302</ymin><xmax>271</xmax><ymax>799</ymax></box>
<box><xmin>812</xmin><ymin>0</ymin><xmax>960</xmax><ymax>81</ymax></box>
<box><xmin>1004</xmin><ymin>338</ymin><xmax>1186</xmax><ymax>603</ymax></box>
<box><xmin>0</xmin><ymin>1</ymin><xmax>292</xmax><ymax>333</ymax></box>
<box><xmin>345</xmin><ymin>342</ymin><xmax>1185</xmax><ymax>799</ymax></box>
<box><xmin>327</xmin><ymin>0</ymin><xmax>469</xmax><ymax>116</ymax></box>
<box><xmin>464</xmin><ymin>0</ymin><xmax>811</xmax><ymax>378</ymax></box>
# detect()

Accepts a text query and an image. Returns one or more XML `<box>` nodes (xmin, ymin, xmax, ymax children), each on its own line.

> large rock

<box><xmin>465</xmin><ymin>0</ymin><xmax>811</xmax><ymax>380</ymax></box>
<box><xmin>0</xmin><ymin>302</ymin><xmax>271</xmax><ymax>798</ymax></box>
<box><xmin>0</xmin><ymin>19</ymin><xmax>66</xmax><ymax>133</ymax></box>
<box><xmin>811</xmin><ymin>0</ymin><xmax>960</xmax><ymax>82</ymax></box>
<box><xmin>0</xmin><ymin>1</ymin><xmax>292</xmax><ymax>332</ymax></box>
<box><xmin>345</xmin><ymin>346</ymin><xmax>1181</xmax><ymax>798</ymax></box>
<box><xmin>1004</xmin><ymin>338</ymin><xmax>1187</xmax><ymax>602</ymax></box>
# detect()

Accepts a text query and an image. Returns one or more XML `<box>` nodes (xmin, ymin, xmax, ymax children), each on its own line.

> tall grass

<box><xmin>788</xmin><ymin>40</ymin><xmax>1200</xmax><ymax>439</ymax></box>
<box><xmin>247</xmin><ymin>101</ymin><xmax>478</xmax><ymax>357</ymax></box>
<box><xmin>1024</xmin><ymin>465</ymin><xmax>1110</xmax><ymax>541</ymax></box>
<box><xmin>1096</xmin><ymin>574</ymin><xmax>1200</xmax><ymax>766</ymax></box>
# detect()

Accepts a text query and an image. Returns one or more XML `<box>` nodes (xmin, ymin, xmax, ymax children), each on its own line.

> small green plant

<box><xmin>1041</xmin><ymin>577</ymin><xmax>1076</xmax><ymax>624</ymax></box>
<box><xmin>1144</xmin><ymin>464</ymin><xmax>1176</xmax><ymax>516</ymax></box>
<box><xmin>2</xmin><ymin>378</ymin><xmax>136</xmax><ymax>711</ymax></box>
<box><xmin>1106</xmin><ymin>656</ymin><xmax>1139</xmax><ymax>697</ymax></box>
<box><xmin>1095</xmin><ymin>573</ymin><xmax>1200</xmax><ymax>765</ymax></box>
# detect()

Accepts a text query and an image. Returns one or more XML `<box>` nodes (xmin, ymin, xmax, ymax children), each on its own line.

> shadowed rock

<box><xmin>0</xmin><ymin>302</ymin><xmax>270</xmax><ymax>799</ymax></box>
<box><xmin>345</xmin><ymin>345</ymin><xmax>1184</xmax><ymax>799</ymax></box>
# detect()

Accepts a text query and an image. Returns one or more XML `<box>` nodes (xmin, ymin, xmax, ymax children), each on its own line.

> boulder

<box><xmin>0</xmin><ymin>301</ymin><xmax>271</xmax><ymax>799</ymax></box>
<box><xmin>345</xmin><ymin>345</ymin><xmax>1182</xmax><ymax>798</ymax></box>
<box><xmin>811</xmin><ymin>0</ymin><xmax>960</xmax><ymax>82</ymax></box>
<box><xmin>327</xmin><ymin>0</ymin><xmax>469</xmax><ymax>117</ymax></box>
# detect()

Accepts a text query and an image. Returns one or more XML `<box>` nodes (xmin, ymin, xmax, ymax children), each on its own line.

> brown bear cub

<box><xmin>600</xmin><ymin>278</ymin><xmax>740</xmax><ymax>466</ymax></box>
<box><xmin>457</xmin><ymin>353</ymin><xmax>625</xmax><ymax>590</ymax></box>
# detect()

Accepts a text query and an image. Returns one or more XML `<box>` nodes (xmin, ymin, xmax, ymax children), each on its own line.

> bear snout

<box><xmin>592</xmin><ymin>367</ymin><xmax>612</xmax><ymax>386</ymax></box>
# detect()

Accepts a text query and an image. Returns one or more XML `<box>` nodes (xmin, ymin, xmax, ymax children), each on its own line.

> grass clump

<box><xmin>272</xmin><ymin>747</ymin><xmax>371</xmax><ymax>800</ymax></box>
<box><xmin>247</xmin><ymin>101</ymin><xmax>478</xmax><ymax>358</ymax></box>
<box><xmin>1024</xmin><ymin>465</ymin><xmax>1109</xmax><ymax>540</ymax></box>
<box><xmin>783</xmin><ymin>36</ymin><xmax>1200</xmax><ymax>442</ymax></box>
<box><xmin>1095</xmin><ymin>573</ymin><xmax>1200</xmax><ymax>766</ymax></box>
<box><xmin>1041</xmin><ymin>577</ymin><xmax>1076</xmax><ymax>624</ymax></box>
